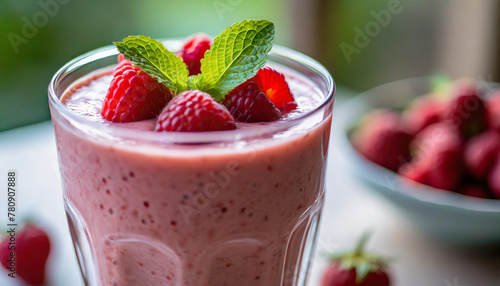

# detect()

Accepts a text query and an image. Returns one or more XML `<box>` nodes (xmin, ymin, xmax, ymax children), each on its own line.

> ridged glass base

<box><xmin>65</xmin><ymin>192</ymin><xmax>324</xmax><ymax>286</ymax></box>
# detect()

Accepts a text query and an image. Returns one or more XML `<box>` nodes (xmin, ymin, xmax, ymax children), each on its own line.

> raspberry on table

<box><xmin>155</xmin><ymin>90</ymin><xmax>236</xmax><ymax>132</ymax></box>
<box><xmin>101</xmin><ymin>55</ymin><xmax>173</xmax><ymax>123</ymax></box>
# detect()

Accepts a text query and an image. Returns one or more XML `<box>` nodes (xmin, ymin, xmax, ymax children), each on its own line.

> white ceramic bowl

<box><xmin>335</xmin><ymin>77</ymin><xmax>500</xmax><ymax>247</ymax></box>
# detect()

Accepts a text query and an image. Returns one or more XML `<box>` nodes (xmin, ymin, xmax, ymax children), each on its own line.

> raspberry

<box><xmin>223</xmin><ymin>67</ymin><xmax>297</xmax><ymax>123</ymax></box>
<box><xmin>155</xmin><ymin>90</ymin><xmax>236</xmax><ymax>132</ymax></box>
<box><xmin>101</xmin><ymin>56</ymin><xmax>173</xmax><ymax>123</ymax></box>
<box><xmin>256</xmin><ymin>67</ymin><xmax>297</xmax><ymax>114</ymax></box>
<box><xmin>0</xmin><ymin>224</ymin><xmax>51</xmax><ymax>285</ymax></box>
<box><xmin>177</xmin><ymin>34</ymin><xmax>212</xmax><ymax>76</ymax></box>
<box><xmin>117</xmin><ymin>53</ymin><xmax>130</xmax><ymax>64</ymax></box>
<box><xmin>224</xmin><ymin>79</ymin><xmax>282</xmax><ymax>123</ymax></box>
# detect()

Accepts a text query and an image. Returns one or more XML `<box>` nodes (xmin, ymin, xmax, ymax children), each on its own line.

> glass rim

<box><xmin>48</xmin><ymin>39</ymin><xmax>335</xmax><ymax>144</ymax></box>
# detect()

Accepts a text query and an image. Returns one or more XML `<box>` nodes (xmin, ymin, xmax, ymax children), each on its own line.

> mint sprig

<box><xmin>115</xmin><ymin>19</ymin><xmax>275</xmax><ymax>101</ymax></box>
<box><xmin>197</xmin><ymin>19</ymin><xmax>275</xmax><ymax>100</ymax></box>
<box><xmin>114</xmin><ymin>35</ymin><xmax>189</xmax><ymax>94</ymax></box>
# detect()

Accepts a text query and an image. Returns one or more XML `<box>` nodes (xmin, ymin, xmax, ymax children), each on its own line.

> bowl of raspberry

<box><xmin>336</xmin><ymin>77</ymin><xmax>500</xmax><ymax>247</ymax></box>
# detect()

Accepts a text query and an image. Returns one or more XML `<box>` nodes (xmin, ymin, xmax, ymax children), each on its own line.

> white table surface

<box><xmin>1</xmin><ymin>98</ymin><xmax>500</xmax><ymax>286</ymax></box>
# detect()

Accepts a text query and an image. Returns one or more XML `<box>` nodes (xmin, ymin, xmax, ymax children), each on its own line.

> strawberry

<box><xmin>155</xmin><ymin>90</ymin><xmax>236</xmax><ymax>132</ymax></box>
<box><xmin>412</xmin><ymin>120</ymin><xmax>464</xmax><ymax>155</ymax></box>
<box><xmin>442</xmin><ymin>83</ymin><xmax>488</xmax><ymax>138</ymax></box>
<box><xmin>458</xmin><ymin>184</ymin><xmax>491</xmax><ymax>199</ymax></box>
<box><xmin>405</xmin><ymin>122</ymin><xmax>464</xmax><ymax>191</ymax></box>
<box><xmin>256</xmin><ymin>67</ymin><xmax>297</xmax><ymax>114</ymax></box>
<box><xmin>425</xmin><ymin>147</ymin><xmax>463</xmax><ymax>190</ymax></box>
<box><xmin>177</xmin><ymin>34</ymin><xmax>212</xmax><ymax>76</ymax></box>
<box><xmin>101</xmin><ymin>55</ymin><xmax>173</xmax><ymax>123</ymax></box>
<box><xmin>0</xmin><ymin>224</ymin><xmax>51</xmax><ymax>285</ymax></box>
<box><xmin>486</xmin><ymin>90</ymin><xmax>500</xmax><ymax>130</ymax></box>
<box><xmin>398</xmin><ymin>160</ymin><xmax>430</xmax><ymax>186</ymax></box>
<box><xmin>403</xmin><ymin>97</ymin><xmax>444</xmax><ymax>136</ymax></box>
<box><xmin>488</xmin><ymin>155</ymin><xmax>500</xmax><ymax>199</ymax></box>
<box><xmin>321</xmin><ymin>234</ymin><xmax>391</xmax><ymax>286</ymax></box>
<box><xmin>352</xmin><ymin>110</ymin><xmax>412</xmax><ymax>172</ymax></box>
<box><xmin>464</xmin><ymin>131</ymin><xmax>500</xmax><ymax>180</ymax></box>
<box><xmin>224</xmin><ymin>78</ymin><xmax>282</xmax><ymax>122</ymax></box>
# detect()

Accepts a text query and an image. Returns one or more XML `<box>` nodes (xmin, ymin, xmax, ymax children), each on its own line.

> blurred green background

<box><xmin>1</xmin><ymin>0</ymin><xmax>499</xmax><ymax>131</ymax></box>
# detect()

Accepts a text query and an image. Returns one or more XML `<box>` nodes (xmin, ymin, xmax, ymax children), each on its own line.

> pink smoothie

<box><xmin>53</xmin><ymin>65</ymin><xmax>333</xmax><ymax>286</ymax></box>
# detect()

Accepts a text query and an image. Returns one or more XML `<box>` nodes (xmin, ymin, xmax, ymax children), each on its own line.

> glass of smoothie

<box><xmin>48</xmin><ymin>34</ymin><xmax>335</xmax><ymax>285</ymax></box>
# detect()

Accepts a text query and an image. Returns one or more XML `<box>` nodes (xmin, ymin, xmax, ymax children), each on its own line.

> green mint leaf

<box><xmin>198</xmin><ymin>19</ymin><xmax>275</xmax><ymax>101</ymax></box>
<box><xmin>114</xmin><ymin>35</ymin><xmax>189</xmax><ymax>94</ymax></box>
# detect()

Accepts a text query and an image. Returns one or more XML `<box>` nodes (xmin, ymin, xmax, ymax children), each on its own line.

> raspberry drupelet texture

<box><xmin>101</xmin><ymin>55</ymin><xmax>173</xmax><ymax>123</ymax></box>
<box><xmin>224</xmin><ymin>67</ymin><xmax>297</xmax><ymax>123</ymax></box>
<box><xmin>224</xmin><ymin>79</ymin><xmax>282</xmax><ymax>123</ymax></box>
<box><xmin>256</xmin><ymin>67</ymin><xmax>298</xmax><ymax>114</ymax></box>
<box><xmin>155</xmin><ymin>90</ymin><xmax>236</xmax><ymax>132</ymax></box>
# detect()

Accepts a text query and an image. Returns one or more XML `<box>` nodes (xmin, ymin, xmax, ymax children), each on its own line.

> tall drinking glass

<box><xmin>49</xmin><ymin>39</ymin><xmax>335</xmax><ymax>286</ymax></box>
